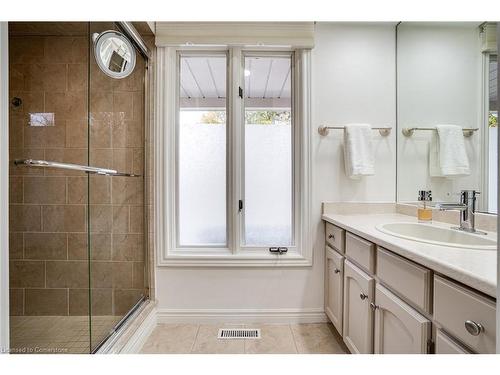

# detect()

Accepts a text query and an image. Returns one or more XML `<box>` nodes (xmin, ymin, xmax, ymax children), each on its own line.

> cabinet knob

<box><xmin>370</xmin><ymin>302</ymin><xmax>379</xmax><ymax>311</ymax></box>
<box><xmin>328</xmin><ymin>234</ymin><xmax>335</xmax><ymax>240</ymax></box>
<box><xmin>333</xmin><ymin>268</ymin><xmax>340</xmax><ymax>274</ymax></box>
<box><xmin>359</xmin><ymin>293</ymin><xmax>368</xmax><ymax>300</ymax></box>
<box><xmin>464</xmin><ymin>320</ymin><xmax>484</xmax><ymax>336</ymax></box>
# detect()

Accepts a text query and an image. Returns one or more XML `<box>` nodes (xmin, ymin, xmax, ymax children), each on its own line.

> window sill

<box><xmin>157</xmin><ymin>251</ymin><xmax>312</xmax><ymax>267</ymax></box>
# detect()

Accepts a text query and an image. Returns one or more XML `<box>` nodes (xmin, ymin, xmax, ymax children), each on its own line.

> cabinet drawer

<box><xmin>435</xmin><ymin>329</ymin><xmax>471</xmax><ymax>354</ymax></box>
<box><xmin>433</xmin><ymin>275</ymin><xmax>496</xmax><ymax>354</ymax></box>
<box><xmin>345</xmin><ymin>232</ymin><xmax>375</xmax><ymax>273</ymax></box>
<box><xmin>325</xmin><ymin>247</ymin><xmax>344</xmax><ymax>335</ymax></box>
<box><xmin>325</xmin><ymin>222</ymin><xmax>345</xmax><ymax>252</ymax></box>
<box><xmin>376</xmin><ymin>247</ymin><xmax>432</xmax><ymax>313</ymax></box>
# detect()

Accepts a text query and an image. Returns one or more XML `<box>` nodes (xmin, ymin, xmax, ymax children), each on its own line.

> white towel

<box><xmin>428</xmin><ymin>133</ymin><xmax>442</xmax><ymax>177</ymax></box>
<box><xmin>343</xmin><ymin>123</ymin><xmax>375</xmax><ymax>179</ymax></box>
<box><xmin>429</xmin><ymin>124</ymin><xmax>470</xmax><ymax>177</ymax></box>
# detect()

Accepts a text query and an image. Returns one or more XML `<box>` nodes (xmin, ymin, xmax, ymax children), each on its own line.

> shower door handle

<box><xmin>14</xmin><ymin>159</ymin><xmax>141</xmax><ymax>177</ymax></box>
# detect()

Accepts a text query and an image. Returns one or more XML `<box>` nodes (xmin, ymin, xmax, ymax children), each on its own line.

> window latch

<box><xmin>238</xmin><ymin>86</ymin><xmax>243</xmax><ymax>98</ymax></box>
<box><xmin>238</xmin><ymin>200</ymin><xmax>243</xmax><ymax>212</ymax></box>
<box><xmin>269</xmin><ymin>247</ymin><xmax>288</xmax><ymax>254</ymax></box>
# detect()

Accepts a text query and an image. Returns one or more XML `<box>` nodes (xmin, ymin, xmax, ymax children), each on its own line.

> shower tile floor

<box><xmin>10</xmin><ymin>316</ymin><xmax>122</xmax><ymax>354</ymax></box>
<box><xmin>140</xmin><ymin>323</ymin><xmax>349</xmax><ymax>354</ymax></box>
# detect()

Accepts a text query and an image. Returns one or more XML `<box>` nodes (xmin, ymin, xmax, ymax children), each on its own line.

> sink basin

<box><xmin>376</xmin><ymin>222</ymin><xmax>497</xmax><ymax>250</ymax></box>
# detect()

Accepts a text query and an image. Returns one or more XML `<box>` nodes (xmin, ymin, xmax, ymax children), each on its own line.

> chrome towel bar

<box><xmin>13</xmin><ymin>159</ymin><xmax>141</xmax><ymax>177</ymax></box>
<box><xmin>318</xmin><ymin>125</ymin><xmax>392</xmax><ymax>137</ymax></box>
<box><xmin>402</xmin><ymin>127</ymin><xmax>479</xmax><ymax>137</ymax></box>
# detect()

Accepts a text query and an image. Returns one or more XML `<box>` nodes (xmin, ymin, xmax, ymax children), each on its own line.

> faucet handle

<box><xmin>460</xmin><ymin>190</ymin><xmax>480</xmax><ymax>200</ymax></box>
<box><xmin>457</xmin><ymin>190</ymin><xmax>480</xmax><ymax>212</ymax></box>
<box><xmin>450</xmin><ymin>190</ymin><xmax>480</xmax><ymax>196</ymax></box>
<box><xmin>460</xmin><ymin>189</ymin><xmax>480</xmax><ymax>194</ymax></box>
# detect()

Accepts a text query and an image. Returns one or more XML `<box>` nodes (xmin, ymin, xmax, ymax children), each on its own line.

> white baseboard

<box><xmin>156</xmin><ymin>308</ymin><xmax>328</xmax><ymax>324</ymax></box>
<box><xmin>119</xmin><ymin>306</ymin><xmax>158</xmax><ymax>354</ymax></box>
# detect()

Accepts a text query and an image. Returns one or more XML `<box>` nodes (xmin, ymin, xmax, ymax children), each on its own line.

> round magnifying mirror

<box><xmin>93</xmin><ymin>31</ymin><xmax>136</xmax><ymax>79</ymax></box>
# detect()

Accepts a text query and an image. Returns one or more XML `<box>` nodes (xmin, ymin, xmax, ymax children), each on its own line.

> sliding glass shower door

<box><xmin>87</xmin><ymin>22</ymin><xmax>147</xmax><ymax>351</ymax></box>
<box><xmin>8</xmin><ymin>21</ymin><xmax>147</xmax><ymax>354</ymax></box>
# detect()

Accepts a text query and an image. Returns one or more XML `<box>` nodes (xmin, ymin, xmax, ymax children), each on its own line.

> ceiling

<box><xmin>9</xmin><ymin>21</ymin><xmax>153</xmax><ymax>37</ymax></box>
<box><xmin>180</xmin><ymin>55</ymin><xmax>291</xmax><ymax>109</ymax></box>
<box><xmin>180</xmin><ymin>56</ymin><xmax>227</xmax><ymax>99</ymax></box>
<box><xmin>9</xmin><ymin>22</ymin><xmax>88</xmax><ymax>36</ymax></box>
<box><xmin>244</xmin><ymin>56</ymin><xmax>291</xmax><ymax>99</ymax></box>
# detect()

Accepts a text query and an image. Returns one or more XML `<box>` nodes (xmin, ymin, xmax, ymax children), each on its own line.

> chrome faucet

<box><xmin>435</xmin><ymin>190</ymin><xmax>480</xmax><ymax>233</ymax></box>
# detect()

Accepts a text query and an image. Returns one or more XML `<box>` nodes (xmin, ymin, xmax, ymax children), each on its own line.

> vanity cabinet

<box><xmin>343</xmin><ymin>260</ymin><xmax>374</xmax><ymax>354</ymax></box>
<box><xmin>373</xmin><ymin>284</ymin><xmax>431</xmax><ymax>354</ymax></box>
<box><xmin>323</xmin><ymin>221</ymin><xmax>497</xmax><ymax>354</ymax></box>
<box><xmin>325</xmin><ymin>247</ymin><xmax>344</xmax><ymax>335</ymax></box>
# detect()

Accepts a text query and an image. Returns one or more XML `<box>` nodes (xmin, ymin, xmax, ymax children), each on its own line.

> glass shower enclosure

<box><xmin>8</xmin><ymin>22</ymin><xmax>149</xmax><ymax>353</ymax></box>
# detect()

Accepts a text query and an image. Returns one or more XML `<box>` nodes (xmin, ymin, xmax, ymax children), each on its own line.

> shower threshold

<box><xmin>92</xmin><ymin>296</ymin><xmax>149</xmax><ymax>354</ymax></box>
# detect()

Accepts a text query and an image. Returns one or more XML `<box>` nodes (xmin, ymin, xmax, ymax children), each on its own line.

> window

<box><xmin>158</xmin><ymin>47</ymin><xmax>311</xmax><ymax>266</ymax></box>
<box><xmin>243</xmin><ymin>54</ymin><xmax>293</xmax><ymax>246</ymax></box>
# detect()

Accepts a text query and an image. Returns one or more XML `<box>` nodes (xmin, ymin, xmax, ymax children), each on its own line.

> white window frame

<box><xmin>175</xmin><ymin>49</ymin><xmax>232</xmax><ymax>252</ymax></box>
<box><xmin>239</xmin><ymin>50</ymin><xmax>297</xmax><ymax>252</ymax></box>
<box><xmin>155</xmin><ymin>46</ymin><xmax>312</xmax><ymax>267</ymax></box>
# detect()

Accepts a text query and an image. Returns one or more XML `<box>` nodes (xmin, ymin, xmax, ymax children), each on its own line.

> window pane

<box><xmin>178</xmin><ymin>55</ymin><xmax>227</xmax><ymax>246</ymax></box>
<box><xmin>244</xmin><ymin>55</ymin><xmax>293</xmax><ymax>246</ymax></box>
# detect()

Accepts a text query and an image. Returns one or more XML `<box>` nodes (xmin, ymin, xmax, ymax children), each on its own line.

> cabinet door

<box><xmin>325</xmin><ymin>247</ymin><xmax>344</xmax><ymax>335</ymax></box>
<box><xmin>343</xmin><ymin>260</ymin><xmax>375</xmax><ymax>354</ymax></box>
<box><xmin>373</xmin><ymin>284</ymin><xmax>431</xmax><ymax>354</ymax></box>
<box><xmin>435</xmin><ymin>329</ymin><xmax>471</xmax><ymax>354</ymax></box>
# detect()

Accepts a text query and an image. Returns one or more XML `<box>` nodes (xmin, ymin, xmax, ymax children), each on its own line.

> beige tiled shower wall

<box><xmin>8</xmin><ymin>28</ymin><xmax>148</xmax><ymax>317</ymax></box>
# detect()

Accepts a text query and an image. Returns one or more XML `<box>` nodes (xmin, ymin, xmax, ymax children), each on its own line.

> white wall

<box><xmin>313</xmin><ymin>23</ymin><xmax>397</xmax><ymax>203</ymax></box>
<box><xmin>154</xmin><ymin>23</ymin><xmax>397</xmax><ymax>317</ymax></box>
<box><xmin>0</xmin><ymin>22</ymin><xmax>10</xmax><ymax>351</ymax></box>
<box><xmin>397</xmin><ymin>23</ymin><xmax>482</xmax><ymax>204</ymax></box>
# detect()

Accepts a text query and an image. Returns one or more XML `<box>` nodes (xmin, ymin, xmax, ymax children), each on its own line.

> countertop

<box><xmin>322</xmin><ymin>212</ymin><xmax>497</xmax><ymax>298</ymax></box>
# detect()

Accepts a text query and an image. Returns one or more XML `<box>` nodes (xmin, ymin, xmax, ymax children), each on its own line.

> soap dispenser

<box><xmin>417</xmin><ymin>190</ymin><xmax>432</xmax><ymax>222</ymax></box>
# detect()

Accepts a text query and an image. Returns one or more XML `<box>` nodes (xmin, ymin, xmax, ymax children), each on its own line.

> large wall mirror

<box><xmin>396</xmin><ymin>22</ymin><xmax>498</xmax><ymax>214</ymax></box>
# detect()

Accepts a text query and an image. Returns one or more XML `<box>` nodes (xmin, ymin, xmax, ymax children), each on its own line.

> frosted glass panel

<box><xmin>244</xmin><ymin>123</ymin><xmax>292</xmax><ymax>245</ymax></box>
<box><xmin>243</xmin><ymin>55</ymin><xmax>293</xmax><ymax>246</ymax></box>
<box><xmin>178</xmin><ymin>111</ymin><xmax>226</xmax><ymax>246</ymax></box>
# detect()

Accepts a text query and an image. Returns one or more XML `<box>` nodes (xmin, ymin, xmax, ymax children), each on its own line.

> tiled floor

<box><xmin>10</xmin><ymin>315</ymin><xmax>122</xmax><ymax>354</ymax></box>
<box><xmin>140</xmin><ymin>323</ymin><xmax>349</xmax><ymax>354</ymax></box>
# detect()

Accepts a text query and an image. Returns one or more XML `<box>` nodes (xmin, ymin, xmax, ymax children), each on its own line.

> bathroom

<box><xmin>0</xmin><ymin>0</ymin><xmax>499</xmax><ymax>372</ymax></box>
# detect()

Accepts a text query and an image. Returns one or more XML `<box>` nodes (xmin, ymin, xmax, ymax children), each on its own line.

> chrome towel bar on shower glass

<box><xmin>318</xmin><ymin>125</ymin><xmax>392</xmax><ymax>137</ymax></box>
<box><xmin>401</xmin><ymin>127</ymin><xmax>479</xmax><ymax>137</ymax></box>
<box><xmin>13</xmin><ymin>159</ymin><xmax>141</xmax><ymax>177</ymax></box>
